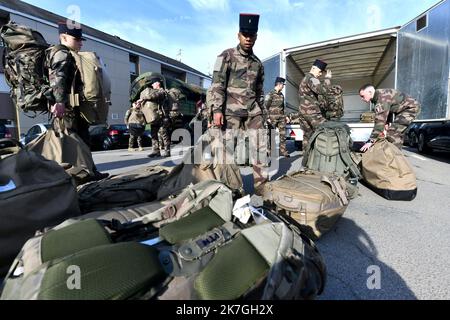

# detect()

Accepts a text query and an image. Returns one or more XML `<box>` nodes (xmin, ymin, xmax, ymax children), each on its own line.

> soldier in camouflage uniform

<box><xmin>207</xmin><ymin>13</ymin><xmax>268</xmax><ymax>195</ymax></box>
<box><xmin>265</xmin><ymin>76</ymin><xmax>290</xmax><ymax>158</ymax></box>
<box><xmin>359</xmin><ymin>84</ymin><xmax>421</xmax><ymax>151</ymax></box>
<box><xmin>138</xmin><ymin>78</ymin><xmax>171</xmax><ymax>157</ymax></box>
<box><xmin>167</xmin><ymin>87</ymin><xmax>185</xmax><ymax>134</ymax></box>
<box><xmin>46</xmin><ymin>21</ymin><xmax>108</xmax><ymax>180</ymax></box>
<box><xmin>124</xmin><ymin>101</ymin><xmax>146</xmax><ymax>151</ymax></box>
<box><xmin>298</xmin><ymin>59</ymin><xmax>332</xmax><ymax>150</ymax></box>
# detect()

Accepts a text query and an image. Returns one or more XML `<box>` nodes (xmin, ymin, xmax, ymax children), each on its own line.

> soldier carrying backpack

<box><xmin>1</xmin><ymin>21</ymin><xmax>109</xmax><ymax>181</ymax></box>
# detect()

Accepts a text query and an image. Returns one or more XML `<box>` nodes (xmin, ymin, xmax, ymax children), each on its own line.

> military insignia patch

<box><xmin>213</xmin><ymin>56</ymin><xmax>223</xmax><ymax>72</ymax></box>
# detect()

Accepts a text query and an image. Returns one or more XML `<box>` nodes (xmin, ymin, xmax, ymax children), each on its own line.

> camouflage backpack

<box><xmin>0</xmin><ymin>22</ymin><xmax>51</xmax><ymax>114</ymax></box>
<box><xmin>319</xmin><ymin>85</ymin><xmax>344</xmax><ymax>120</ymax></box>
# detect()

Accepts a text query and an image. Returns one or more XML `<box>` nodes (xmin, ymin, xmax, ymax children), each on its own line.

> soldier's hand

<box><xmin>213</xmin><ymin>112</ymin><xmax>224</xmax><ymax>127</ymax></box>
<box><xmin>360</xmin><ymin>142</ymin><xmax>373</xmax><ymax>152</ymax></box>
<box><xmin>325</xmin><ymin>70</ymin><xmax>332</xmax><ymax>79</ymax></box>
<box><xmin>51</xmin><ymin>103</ymin><xmax>66</xmax><ymax>118</ymax></box>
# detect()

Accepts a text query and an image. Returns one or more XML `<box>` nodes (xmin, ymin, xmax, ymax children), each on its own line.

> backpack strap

<box><xmin>334</xmin><ymin>128</ymin><xmax>362</xmax><ymax>179</ymax></box>
<box><xmin>320</xmin><ymin>175</ymin><xmax>349</xmax><ymax>206</ymax></box>
<box><xmin>301</xmin><ymin>126</ymin><xmax>325</xmax><ymax>167</ymax></box>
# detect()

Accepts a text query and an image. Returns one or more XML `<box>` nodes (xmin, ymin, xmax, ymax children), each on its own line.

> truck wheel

<box><xmin>418</xmin><ymin>132</ymin><xmax>431</xmax><ymax>154</ymax></box>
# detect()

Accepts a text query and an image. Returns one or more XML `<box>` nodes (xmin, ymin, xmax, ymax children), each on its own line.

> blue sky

<box><xmin>22</xmin><ymin>0</ymin><xmax>440</xmax><ymax>75</ymax></box>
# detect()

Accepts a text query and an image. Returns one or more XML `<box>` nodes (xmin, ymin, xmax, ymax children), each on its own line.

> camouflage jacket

<box><xmin>264</xmin><ymin>89</ymin><xmax>285</xmax><ymax>117</ymax></box>
<box><xmin>206</xmin><ymin>45</ymin><xmax>265</xmax><ymax>117</ymax></box>
<box><xmin>370</xmin><ymin>89</ymin><xmax>420</xmax><ymax>140</ymax></box>
<box><xmin>124</xmin><ymin>106</ymin><xmax>146</xmax><ymax>126</ymax></box>
<box><xmin>298</xmin><ymin>73</ymin><xmax>330</xmax><ymax>125</ymax></box>
<box><xmin>45</xmin><ymin>44</ymin><xmax>80</xmax><ymax>106</ymax></box>
<box><xmin>140</xmin><ymin>87</ymin><xmax>167</xmax><ymax>113</ymax></box>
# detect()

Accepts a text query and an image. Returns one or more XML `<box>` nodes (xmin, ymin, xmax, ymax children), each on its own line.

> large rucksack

<box><xmin>361</xmin><ymin>139</ymin><xmax>417</xmax><ymax>201</ymax></box>
<box><xmin>262</xmin><ymin>170</ymin><xmax>350</xmax><ymax>240</ymax></box>
<box><xmin>302</xmin><ymin>121</ymin><xmax>362</xmax><ymax>181</ymax></box>
<box><xmin>70</xmin><ymin>51</ymin><xmax>111</xmax><ymax>125</ymax></box>
<box><xmin>0</xmin><ymin>139</ymin><xmax>80</xmax><ymax>277</ymax></box>
<box><xmin>0</xmin><ymin>180</ymin><xmax>326</xmax><ymax>300</ymax></box>
<box><xmin>319</xmin><ymin>85</ymin><xmax>344</xmax><ymax>120</ymax></box>
<box><xmin>0</xmin><ymin>22</ymin><xmax>51</xmax><ymax>114</ymax></box>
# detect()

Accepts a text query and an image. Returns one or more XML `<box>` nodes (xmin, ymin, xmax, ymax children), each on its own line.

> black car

<box><xmin>0</xmin><ymin>124</ymin><xmax>12</xmax><ymax>140</ymax></box>
<box><xmin>90</xmin><ymin>124</ymin><xmax>152</xmax><ymax>150</ymax></box>
<box><xmin>405</xmin><ymin>121</ymin><xmax>450</xmax><ymax>153</ymax></box>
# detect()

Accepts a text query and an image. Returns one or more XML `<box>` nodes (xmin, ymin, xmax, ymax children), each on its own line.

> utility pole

<box><xmin>176</xmin><ymin>49</ymin><xmax>182</xmax><ymax>62</ymax></box>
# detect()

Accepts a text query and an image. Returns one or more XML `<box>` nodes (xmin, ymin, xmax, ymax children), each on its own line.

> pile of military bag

<box><xmin>1</xmin><ymin>180</ymin><xmax>326</xmax><ymax>300</ymax></box>
<box><xmin>0</xmin><ymin>139</ymin><xmax>80</xmax><ymax>277</ymax></box>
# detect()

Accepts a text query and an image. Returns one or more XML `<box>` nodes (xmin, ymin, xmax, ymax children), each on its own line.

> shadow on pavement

<box><xmin>317</xmin><ymin>217</ymin><xmax>417</xmax><ymax>300</ymax></box>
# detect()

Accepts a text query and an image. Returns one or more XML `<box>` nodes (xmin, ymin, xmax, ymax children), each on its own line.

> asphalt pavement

<box><xmin>93</xmin><ymin>142</ymin><xmax>450</xmax><ymax>300</ymax></box>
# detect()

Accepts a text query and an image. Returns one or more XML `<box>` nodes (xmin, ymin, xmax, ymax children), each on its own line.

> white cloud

<box><xmin>292</xmin><ymin>2</ymin><xmax>305</xmax><ymax>8</ymax></box>
<box><xmin>188</xmin><ymin>0</ymin><xmax>229</xmax><ymax>11</ymax></box>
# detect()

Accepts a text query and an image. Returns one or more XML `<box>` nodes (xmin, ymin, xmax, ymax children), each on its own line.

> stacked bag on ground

<box><xmin>1</xmin><ymin>180</ymin><xmax>326</xmax><ymax>300</ymax></box>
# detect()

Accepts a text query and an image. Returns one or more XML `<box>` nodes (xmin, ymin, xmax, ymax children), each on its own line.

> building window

<box><xmin>161</xmin><ymin>66</ymin><xmax>186</xmax><ymax>82</ymax></box>
<box><xmin>111</xmin><ymin>113</ymin><xmax>119</xmax><ymax>120</ymax></box>
<box><xmin>416</xmin><ymin>15</ymin><xmax>427</xmax><ymax>32</ymax></box>
<box><xmin>130</xmin><ymin>54</ymin><xmax>139</xmax><ymax>83</ymax></box>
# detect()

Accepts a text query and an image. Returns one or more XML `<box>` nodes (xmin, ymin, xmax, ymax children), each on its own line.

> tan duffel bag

<box><xmin>361</xmin><ymin>139</ymin><xmax>417</xmax><ymax>201</ymax></box>
<box><xmin>262</xmin><ymin>170</ymin><xmax>349</xmax><ymax>240</ymax></box>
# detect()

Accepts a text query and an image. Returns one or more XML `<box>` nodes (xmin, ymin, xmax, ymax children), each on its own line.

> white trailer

<box><xmin>263</xmin><ymin>0</ymin><xmax>450</xmax><ymax>151</ymax></box>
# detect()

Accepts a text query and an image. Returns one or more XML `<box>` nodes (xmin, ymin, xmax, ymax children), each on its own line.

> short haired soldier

<box><xmin>46</xmin><ymin>21</ymin><xmax>108</xmax><ymax>180</ymax></box>
<box><xmin>207</xmin><ymin>13</ymin><xmax>268</xmax><ymax>195</ymax></box>
<box><xmin>298</xmin><ymin>59</ymin><xmax>332</xmax><ymax>150</ymax></box>
<box><xmin>359</xmin><ymin>85</ymin><xmax>421</xmax><ymax>151</ymax></box>
<box><xmin>265</xmin><ymin>77</ymin><xmax>290</xmax><ymax>158</ymax></box>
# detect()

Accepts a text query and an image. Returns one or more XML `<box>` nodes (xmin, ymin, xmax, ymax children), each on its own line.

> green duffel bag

<box><xmin>1</xmin><ymin>181</ymin><xmax>326</xmax><ymax>300</ymax></box>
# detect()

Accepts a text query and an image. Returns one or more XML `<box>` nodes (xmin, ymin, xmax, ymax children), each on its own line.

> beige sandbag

<box><xmin>361</xmin><ymin>139</ymin><xmax>417</xmax><ymax>201</ymax></box>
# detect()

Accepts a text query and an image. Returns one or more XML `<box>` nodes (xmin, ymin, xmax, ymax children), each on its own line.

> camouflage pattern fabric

<box><xmin>225</xmin><ymin>115</ymin><xmax>268</xmax><ymax>189</ymax></box>
<box><xmin>264</xmin><ymin>89</ymin><xmax>285</xmax><ymax>116</ymax></box>
<box><xmin>207</xmin><ymin>45</ymin><xmax>267</xmax><ymax>190</ymax></box>
<box><xmin>370</xmin><ymin>89</ymin><xmax>421</xmax><ymax>149</ymax></box>
<box><xmin>169</xmin><ymin>110</ymin><xmax>184</xmax><ymax>131</ymax></box>
<box><xmin>140</xmin><ymin>87</ymin><xmax>170</xmax><ymax>154</ymax></box>
<box><xmin>46</xmin><ymin>45</ymin><xmax>90</xmax><ymax>144</ymax></box>
<box><xmin>207</xmin><ymin>45</ymin><xmax>265</xmax><ymax>117</ymax></box>
<box><xmin>265</xmin><ymin>89</ymin><xmax>287</xmax><ymax>155</ymax></box>
<box><xmin>319</xmin><ymin>85</ymin><xmax>344</xmax><ymax>120</ymax></box>
<box><xmin>298</xmin><ymin>73</ymin><xmax>330</xmax><ymax>150</ymax></box>
<box><xmin>128</xmin><ymin>134</ymin><xmax>143</xmax><ymax>149</ymax></box>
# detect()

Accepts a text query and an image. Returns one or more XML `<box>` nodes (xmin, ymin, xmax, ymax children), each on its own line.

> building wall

<box><xmin>1</xmin><ymin>12</ymin><xmax>209</xmax><ymax>134</ymax></box>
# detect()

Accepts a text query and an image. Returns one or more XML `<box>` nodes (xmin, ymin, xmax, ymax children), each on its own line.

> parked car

<box><xmin>89</xmin><ymin>124</ymin><xmax>151</xmax><ymax>151</ymax></box>
<box><xmin>19</xmin><ymin>123</ymin><xmax>51</xmax><ymax>145</ymax></box>
<box><xmin>0</xmin><ymin>123</ymin><xmax>13</xmax><ymax>140</ymax></box>
<box><xmin>405</xmin><ymin>121</ymin><xmax>450</xmax><ymax>153</ymax></box>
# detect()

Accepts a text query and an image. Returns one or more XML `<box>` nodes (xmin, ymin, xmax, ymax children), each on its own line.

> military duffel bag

<box><xmin>0</xmin><ymin>139</ymin><xmax>80</xmax><ymax>277</ymax></box>
<box><xmin>1</xmin><ymin>180</ymin><xmax>326</xmax><ymax>300</ymax></box>
<box><xmin>77</xmin><ymin>165</ymin><xmax>173</xmax><ymax>214</ymax></box>
<box><xmin>262</xmin><ymin>170</ymin><xmax>350</xmax><ymax>240</ymax></box>
<box><xmin>361</xmin><ymin>139</ymin><xmax>417</xmax><ymax>201</ymax></box>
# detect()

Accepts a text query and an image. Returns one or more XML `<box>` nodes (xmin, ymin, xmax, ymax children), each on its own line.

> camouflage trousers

<box><xmin>269</xmin><ymin>116</ymin><xmax>288</xmax><ymax>155</ymax></box>
<box><xmin>387</xmin><ymin>104</ymin><xmax>420</xmax><ymax>149</ymax></box>
<box><xmin>128</xmin><ymin>135</ymin><xmax>143</xmax><ymax>149</ymax></box>
<box><xmin>151</xmin><ymin>121</ymin><xmax>171</xmax><ymax>153</ymax></box>
<box><xmin>225</xmin><ymin>115</ymin><xmax>269</xmax><ymax>190</ymax></box>
<box><xmin>298</xmin><ymin>116</ymin><xmax>325</xmax><ymax>151</ymax></box>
